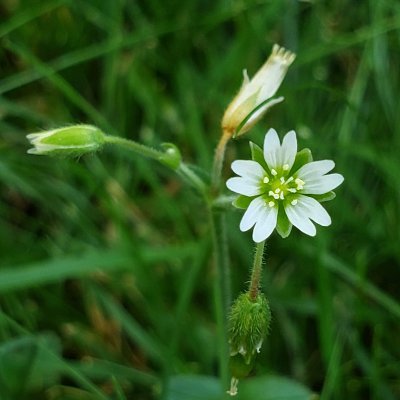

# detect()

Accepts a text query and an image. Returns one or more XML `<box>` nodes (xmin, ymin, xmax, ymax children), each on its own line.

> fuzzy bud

<box><xmin>228</xmin><ymin>292</ymin><xmax>271</xmax><ymax>366</ymax></box>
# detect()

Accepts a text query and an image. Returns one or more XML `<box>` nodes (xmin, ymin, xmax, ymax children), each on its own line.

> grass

<box><xmin>1</xmin><ymin>0</ymin><xmax>400</xmax><ymax>399</ymax></box>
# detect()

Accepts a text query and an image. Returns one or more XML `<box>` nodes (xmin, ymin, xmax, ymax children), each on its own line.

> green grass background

<box><xmin>1</xmin><ymin>0</ymin><xmax>400</xmax><ymax>399</ymax></box>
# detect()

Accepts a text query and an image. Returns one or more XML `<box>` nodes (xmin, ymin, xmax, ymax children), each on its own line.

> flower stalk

<box><xmin>211</xmin><ymin>128</ymin><xmax>232</xmax><ymax>194</ymax></box>
<box><xmin>249</xmin><ymin>240</ymin><xmax>266</xmax><ymax>301</ymax></box>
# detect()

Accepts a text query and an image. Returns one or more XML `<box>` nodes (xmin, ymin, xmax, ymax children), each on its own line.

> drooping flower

<box><xmin>222</xmin><ymin>45</ymin><xmax>296</xmax><ymax>138</ymax></box>
<box><xmin>27</xmin><ymin>125</ymin><xmax>105</xmax><ymax>157</ymax></box>
<box><xmin>226</xmin><ymin>129</ymin><xmax>344</xmax><ymax>242</ymax></box>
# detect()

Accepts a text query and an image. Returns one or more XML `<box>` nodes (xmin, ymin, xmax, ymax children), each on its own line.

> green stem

<box><xmin>176</xmin><ymin>163</ymin><xmax>207</xmax><ymax>196</ymax></box>
<box><xmin>209</xmin><ymin>208</ymin><xmax>230</xmax><ymax>389</ymax></box>
<box><xmin>249</xmin><ymin>241</ymin><xmax>266</xmax><ymax>301</ymax></box>
<box><xmin>105</xmin><ymin>135</ymin><xmax>207</xmax><ymax>196</ymax></box>
<box><xmin>105</xmin><ymin>135</ymin><xmax>164</xmax><ymax>160</ymax></box>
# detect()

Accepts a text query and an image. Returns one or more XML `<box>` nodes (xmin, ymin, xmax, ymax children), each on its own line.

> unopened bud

<box><xmin>221</xmin><ymin>44</ymin><xmax>295</xmax><ymax>138</ymax></box>
<box><xmin>159</xmin><ymin>143</ymin><xmax>182</xmax><ymax>170</ymax></box>
<box><xmin>27</xmin><ymin>125</ymin><xmax>106</xmax><ymax>157</ymax></box>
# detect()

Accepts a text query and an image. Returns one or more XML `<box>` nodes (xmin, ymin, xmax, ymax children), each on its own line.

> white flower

<box><xmin>222</xmin><ymin>44</ymin><xmax>296</xmax><ymax>137</ymax></box>
<box><xmin>226</xmin><ymin>129</ymin><xmax>344</xmax><ymax>242</ymax></box>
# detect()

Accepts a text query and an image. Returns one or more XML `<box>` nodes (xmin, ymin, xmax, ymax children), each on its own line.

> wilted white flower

<box><xmin>27</xmin><ymin>125</ymin><xmax>105</xmax><ymax>157</ymax></box>
<box><xmin>222</xmin><ymin>45</ymin><xmax>296</xmax><ymax>137</ymax></box>
<box><xmin>226</xmin><ymin>129</ymin><xmax>344</xmax><ymax>242</ymax></box>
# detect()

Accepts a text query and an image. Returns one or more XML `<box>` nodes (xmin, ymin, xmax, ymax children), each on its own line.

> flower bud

<box><xmin>222</xmin><ymin>44</ymin><xmax>295</xmax><ymax>138</ymax></box>
<box><xmin>228</xmin><ymin>292</ymin><xmax>271</xmax><ymax>366</ymax></box>
<box><xmin>159</xmin><ymin>143</ymin><xmax>182</xmax><ymax>170</ymax></box>
<box><xmin>27</xmin><ymin>125</ymin><xmax>106</xmax><ymax>157</ymax></box>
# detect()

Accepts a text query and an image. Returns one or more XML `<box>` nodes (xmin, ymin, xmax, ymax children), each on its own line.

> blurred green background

<box><xmin>1</xmin><ymin>0</ymin><xmax>400</xmax><ymax>399</ymax></box>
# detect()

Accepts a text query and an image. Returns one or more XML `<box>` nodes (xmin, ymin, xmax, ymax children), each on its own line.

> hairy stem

<box><xmin>105</xmin><ymin>135</ymin><xmax>164</xmax><ymax>160</ymax></box>
<box><xmin>249</xmin><ymin>240</ymin><xmax>266</xmax><ymax>301</ymax></box>
<box><xmin>211</xmin><ymin>129</ymin><xmax>232</xmax><ymax>193</ymax></box>
<box><xmin>105</xmin><ymin>135</ymin><xmax>207</xmax><ymax>196</ymax></box>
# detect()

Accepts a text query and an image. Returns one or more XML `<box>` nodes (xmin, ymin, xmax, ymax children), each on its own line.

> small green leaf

<box><xmin>276</xmin><ymin>209</ymin><xmax>292</xmax><ymax>238</ymax></box>
<box><xmin>311</xmin><ymin>191</ymin><xmax>336</xmax><ymax>202</ymax></box>
<box><xmin>233</xmin><ymin>195</ymin><xmax>253</xmax><ymax>209</ymax></box>
<box><xmin>291</xmin><ymin>148</ymin><xmax>313</xmax><ymax>173</ymax></box>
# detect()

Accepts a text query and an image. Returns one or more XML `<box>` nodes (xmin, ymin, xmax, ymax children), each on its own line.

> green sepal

<box><xmin>291</xmin><ymin>148</ymin><xmax>313</xmax><ymax>173</ymax></box>
<box><xmin>229</xmin><ymin>353</ymin><xmax>254</xmax><ymax>380</ymax></box>
<box><xmin>232</xmin><ymin>91</ymin><xmax>259</xmax><ymax>138</ymax></box>
<box><xmin>311</xmin><ymin>191</ymin><xmax>336</xmax><ymax>203</ymax></box>
<box><xmin>249</xmin><ymin>142</ymin><xmax>269</xmax><ymax>171</ymax></box>
<box><xmin>232</xmin><ymin>195</ymin><xmax>253</xmax><ymax>209</ymax></box>
<box><xmin>276</xmin><ymin>207</ymin><xmax>292</xmax><ymax>238</ymax></box>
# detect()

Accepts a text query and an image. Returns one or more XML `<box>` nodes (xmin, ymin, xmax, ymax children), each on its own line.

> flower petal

<box><xmin>296</xmin><ymin>160</ymin><xmax>335</xmax><ymax>179</ymax></box>
<box><xmin>284</xmin><ymin>202</ymin><xmax>316</xmax><ymax>236</ymax></box>
<box><xmin>263</xmin><ymin>128</ymin><xmax>281</xmax><ymax>170</ymax></box>
<box><xmin>231</xmin><ymin>160</ymin><xmax>266</xmax><ymax>179</ymax></box>
<box><xmin>226</xmin><ymin>177</ymin><xmax>262</xmax><ymax>196</ymax></box>
<box><xmin>280</xmin><ymin>130</ymin><xmax>297</xmax><ymax>171</ymax></box>
<box><xmin>301</xmin><ymin>173</ymin><xmax>344</xmax><ymax>195</ymax></box>
<box><xmin>295</xmin><ymin>195</ymin><xmax>331</xmax><ymax>226</ymax></box>
<box><xmin>240</xmin><ymin>197</ymin><xmax>266</xmax><ymax>231</ymax></box>
<box><xmin>252</xmin><ymin>204</ymin><xmax>278</xmax><ymax>242</ymax></box>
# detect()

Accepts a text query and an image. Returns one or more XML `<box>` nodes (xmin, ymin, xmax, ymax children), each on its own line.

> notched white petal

<box><xmin>301</xmin><ymin>173</ymin><xmax>344</xmax><ymax>195</ymax></box>
<box><xmin>284</xmin><ymin>203</ymin><xmax>316</xmax><ymax>236</ymax></box>
<box><xmin>296</xmin><ymin>195</ymin><xmax>331</xmax><ymax>226</ymax></box>
<box><xmin>252</xmin><ymin>205</ymin><xmax>278</xmax><ymax>242</ymax></box>
<box><xmin>231</xmin><ymin>160</ymin><xmax>266</xmax><ymax>179</ymax></box>
<box><xmin>240</xmin><ymin>197</ymin><xmax>265</xmax><ymax>231</ymax></box>
<box><xmin>226</xmin><ymin>177</ymin><xmax>262</xmax><ymax>196</ymax></box>
<box><xmin>263</xmin><ymin>128</ymin><xmax>281</xmax><ymax>170</ymax></box>
<box><xmin>296</xmin><ymin>160</ymin><xmax>335</xmax><ymax>179</ymax></box>
<box><xmin>280</xmin><ymin>130</ymin><xmax>297</xmax><ymax>171</ymax></box>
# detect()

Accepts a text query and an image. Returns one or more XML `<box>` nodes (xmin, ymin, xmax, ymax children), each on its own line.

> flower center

<box><xmin>261</xmin><ymin>168</ymin><xmax>305</xmax><ymax>208</ymax></box>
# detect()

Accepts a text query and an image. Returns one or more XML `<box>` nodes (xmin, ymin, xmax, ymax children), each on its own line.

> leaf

<box><xmin>165</xmin><ymin>375</ymin><xmax>223</xmax><ymax>400</ymax></box>
<box><xmin>165</xmin><ymin>375</ymin><xmax>315</xmax><ymax>400</ymax></box>
<box><xmin>238</xmin><ymin>375</ymin><xmax>315</xmax><ymax>400</ymax></box>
